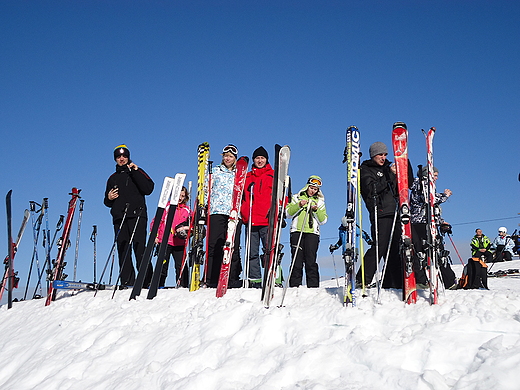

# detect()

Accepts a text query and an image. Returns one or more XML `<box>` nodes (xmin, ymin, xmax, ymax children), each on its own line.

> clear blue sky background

<box><xmin>1</xmin><ymin>1</ymin><xmax>518</xmax><ymax>298</ymax></box>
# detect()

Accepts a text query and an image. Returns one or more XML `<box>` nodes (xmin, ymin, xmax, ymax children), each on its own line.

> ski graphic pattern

<box><xmin>341</xmin><ymin>126</ymin><xmax>360</xmax><ymax>307</ymax></box>
<box><xmin>392</xmin><ymin>122</ymin><xmax>417</xmax><ymax>304</ymax></box>
<box><xmin>262</xmin><ymin>145</ymin><xmax>290</xmax><ymax>308</ymax></box>
<box><xmin>147</xmin><ymin>173</ymin><xmax>186</xmax><ymax>299</ymax></box>
<box><xmin>216</xmin><ymin>156</ymin><xmax>249</xmax><ymax>297</ymax></box>
<box><xmin>45</xmin><ymin>188</ymin><xmax>81</xmax><ymax>306</ymax></box>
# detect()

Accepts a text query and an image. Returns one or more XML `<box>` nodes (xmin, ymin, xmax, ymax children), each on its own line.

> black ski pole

<box><xmin>73</xmin><ymin>199</ymin><xmax>84</xmax><ymax>281</ymax></box>
<box><xmin>6</xmin><ymin>190</ymin><xmax>13</xmax><ymax>309</ymax></box>
<box><xmin>24</xmin><ymin>202</ymin><xmax>42</xmax><ymax>300</ymax></box>
<box><xmin>111</xmin><ymin>207</ymin><xmax>143</xmax><ymax>298</ymax></box>
<box><xmin>90</xmin><ymin>225</ymin><xmax>97</xmax><ymax>284</ymax></box>
<box><xmin>95</xmin><ymin>203</ymin><xmax>129</xmax><ymax>295</ymax></box>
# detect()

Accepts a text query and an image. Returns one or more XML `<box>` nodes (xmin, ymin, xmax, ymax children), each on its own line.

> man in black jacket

<box><xmin>104</xmin><ymin>145</ymin><xmax>154</xmax><ymax>286</ymax></box>
<box><xmin>356</xmin><ymin>142</ymin><xmax>403</xmax><ymax>289</ymax></box>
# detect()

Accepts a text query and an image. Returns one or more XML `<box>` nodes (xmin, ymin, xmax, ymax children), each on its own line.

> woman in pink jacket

<box><xmin>153</xmin><ymin>186</ymin><xmax>191</xmax><ymax>287</ymax></box>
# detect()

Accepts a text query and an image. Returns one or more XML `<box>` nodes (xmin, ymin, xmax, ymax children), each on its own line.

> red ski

<box><xmin>392</xmin><ymin>122</ymin><xmax>417</xmax><ymax>304</ymax></box>
<box><xmin>216</xmin><ymin>156</ymin><xmax>249</xmax><ymax>297</ymax></box>
<box><xmin>45</xmin><ymin>188</ymin><xmax>81</xmax><ymax>306</ymax></box>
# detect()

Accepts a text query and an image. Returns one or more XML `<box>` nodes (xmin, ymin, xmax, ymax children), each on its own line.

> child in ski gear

<box><xmin>206</xmin><ymin>144</ymin><xmax>243</xmax><ymax>287</ymax></box>
<box><xmin>410</xmin><ymin>166</ymin><xmax>455</xmax><ymax>288</ymax></box>
<box><xmin>356</xmin><ymin>142</ymin><xmax>403</xmax><ymax>289</ymax></box>
<box><xmin>240</xmin><ymin>146</ymin><xmax>274</xmax><ymax>287</ymax></box>
<box><xmin>286</xmin><ymin>175</ymin><xmax>328</xmax><ymax>288</ymax></box>
<box><xmin>470</xmin><ymin>229</ymin><xmax>493</xmax><ymax>263</ymax></box>
<box><xmin>104</xmin><ymin>145</ymin><xmax>154</xmax><ymax>287</ymax></box>
<box><xmin>152</xmin><ymin>186</ymin><xmax>191</xmax><ymax>287</ymax></box>
<box><xmin>491</xmin><ymin>227</ymin><xmax>514</xmax><ymax>262</ymax></box>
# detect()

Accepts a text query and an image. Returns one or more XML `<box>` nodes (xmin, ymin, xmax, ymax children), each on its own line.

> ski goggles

<box><xmin>222</xmin><ymin>144</ymin><xmax>238</xmax><ymax>156</ymax></box>
<box><xmin>307</xmin><ymin>177</ymin><xmax>322</xmax><ymax>187</ymax></box>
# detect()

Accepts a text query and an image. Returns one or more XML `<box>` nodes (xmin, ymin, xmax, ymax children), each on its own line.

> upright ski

<box><xmin>129</xmin><ymin>176</ymin><xmax>175</xmax><ymax>300</ymax></box>
<box><xmin>216</xmin><ymin>156</ymin><xmax>249</xmax><ymax>297</ymax></box>
<box><xmin>1</xmin><ymin>207</ymin><xmax>30</xmax><ymax>303</ymax></box>
<box><xmin>262</xmin><ymin>145</ymin><xmax>290</xmax><ymax>308</ymax></box>
<box><xmin>424</xmin><ymin>127</ymin><xmax>439</xmax><ymax>305</ymax></box>
<box><xmin>341</xmin><ymin>126</ymin><xmax>360</xmax><ymax>307</ymax></box>
<box><xmin>189</xmin><ymin>143</ymin><xmax>210</xmax><ymax>291</ymax></box>
<box><xmin>392</xmin><ymin>122</ymin><xmax>417</xmax><ymax>304</ymax></box>
<box><xmin>45</xmin><ymin>188</ymin><xmax>81</xmax><ymax>306</ymax></box>
<box><xmin>147</xmin><ymin>173</ymin><xmax>186</xmax><ymax>299</ymax></box>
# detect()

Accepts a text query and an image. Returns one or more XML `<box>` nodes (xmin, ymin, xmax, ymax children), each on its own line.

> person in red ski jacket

<box><xmin>152</xmin><ymin>186</ymin><xmax>191</xmax><ymax>287</ymax></box>
<box><xmin>240</xmin><ymin>146</ymin><xmax>274</xmax><ymax>288</ymax></box>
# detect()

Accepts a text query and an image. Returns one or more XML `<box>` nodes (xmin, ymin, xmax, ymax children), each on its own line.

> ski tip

<box><xmin>393</xmin><ymin>122</ymin><xmax>407</xmax><ymax>130</ymax></box>
<box><xmin>347</xmin><ymin>125</ymin><xmax>358</xmax><ymax>131</ymax></box>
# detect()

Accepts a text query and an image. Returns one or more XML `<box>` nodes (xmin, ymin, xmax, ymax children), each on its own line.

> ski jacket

<box><xmin>104</xmin><ymin>164</ymin><xmax>154</xmax><ymax>223</ymax></box>
<box><xmin>492</xmin><ymin>235</ymin><xmax>514</xmax><ymax>255</ymax></box>
<box><xmin>470</xmin><ymin>234</ymin><xmax>492</xmax><ymax>256</ymax></box>
<box><xmin>360</xmin><ymin>159</ymin><xmax>398</xmax><ymax>221</ymax></box>
<box><xmin>410</xmin><ymin>177</ymin><xmax>449</xmax><ymax>224</ymax></box>
<box><xmin>240</xmin><ymin>163</ymin><xmax>274</xmax><ymax>226</ymax></box>
<box><xmin>209</xmin><ymin>163</ymin><xmax>235</xmax><ymax>216</ymax></box>
<box><xmin>286</xmin><ymin>185</ymin><xmax>327</xmax><ymax>235</ymax></box>
<box><xmin>153</xmin><ymin>203</ymin><xmax>191</xmax><ymax>247</ymax></box>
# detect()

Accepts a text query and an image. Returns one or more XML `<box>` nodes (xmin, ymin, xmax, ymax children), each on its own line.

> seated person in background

<box><xmin>471</xmin><ymin>228</ymin><xmax>493</xmax><ymax>263</ymax></box>
<box><xmin>492</xmin><ymin>227</ymin><xmax>514</xmax><ymax>262</ymax></box>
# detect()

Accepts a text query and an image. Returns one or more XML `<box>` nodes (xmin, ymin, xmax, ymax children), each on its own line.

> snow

<box><xmin>2</xmin><ymin>261</ymin><xmax>520</xmax><ymax>390</ymax></box>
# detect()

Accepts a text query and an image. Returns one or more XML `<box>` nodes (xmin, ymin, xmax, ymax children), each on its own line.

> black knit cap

<box><xmin>252</xmin><ymin>146</ymin><xmax>269</xmax><ymax>162</ymax></box>
<box><xmin>114</xmin><ymin>144</ymin><xmax>130</xmax><ymax>160</ymax></box>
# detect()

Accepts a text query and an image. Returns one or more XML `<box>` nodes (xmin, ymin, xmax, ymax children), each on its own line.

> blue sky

<box><xmin>1</xmin><ymin>1</ymin><xmax>518</xmax><ymax>295</ymax></box>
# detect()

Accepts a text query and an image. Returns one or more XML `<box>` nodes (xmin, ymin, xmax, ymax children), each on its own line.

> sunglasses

<box><xmin>307</xmin><ymin>177</ymin><xmax>322</xmax><ymax>187</ymax></box>
<box><xmin>222</xmin><ymin>145</ymin><xmax>238</xmax><ymax>155</ymax></box>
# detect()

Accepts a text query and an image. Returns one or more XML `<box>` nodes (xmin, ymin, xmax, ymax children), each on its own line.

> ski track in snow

<box><xmin>1</xmin><ymin>261</ymin><xmax>520</xmax><ymax>390</ymax></box>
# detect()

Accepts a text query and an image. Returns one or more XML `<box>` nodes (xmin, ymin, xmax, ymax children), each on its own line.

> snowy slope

<box><xmin>1</xmin><ymin>261</ymin><xmax>520</xmax><ymax>390</ymax></box>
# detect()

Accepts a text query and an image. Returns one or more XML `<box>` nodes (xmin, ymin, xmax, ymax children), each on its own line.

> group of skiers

<box><xmin>104</xmin><ymin>144</ymin><xmax>328</xmax><ymax>289</ymax></box>
<box><xmin>103</xmin><ymin>140</ymin><xmax>516</xmax><ymax>294</ymax></box>
<box><xmin>470</xmin><ymin>227</ymin><xmax>517</xmax><ymax>263</ymax></box>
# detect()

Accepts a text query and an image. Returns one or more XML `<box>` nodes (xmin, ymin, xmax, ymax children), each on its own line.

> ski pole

<box><xmin>73</xmin><ymin>199</ymin><xmax>84</xmax><ymax>282</ymax></box>
<box><xmin>279</xmin><ymin>202</ymin><xmax>311</xmax><ymax>307</ymax></box>
<box><xmin>243</xmin><ymin>182</ymin><xmax>255</xmax><ymax>288</ymax></box>
<box><xmin>111</xmin><ymin>207</ymin><xmax>143</xmax><ymax>298</ymax></box>
<box><xmin>90</xmin><ymin>225</ymin><xmax>97</xmax><ymax>284</ymax></box>
<box><xmin>34</xmin><ymin>213</ymin><xmax>64</xmax><ymax>299</ymax></box>
<box><xmin>372</xmin><ymin>183</ymin><xmax>382</xmax><ymax>303</ymax></box>
<box><xmin>446</xmin><ymin>233</ymin><xmax>465</xmax><ymax>265</ymax></box>
<box><xmin>357</xmin><ymin>168</ymin><xmax>366</xmax><ymax>297</ymax></box>
<box><xmin>97</xmin><ymin>203</ymin><xmax>129</xmax><ymax>287</ymax></box>
<box><xmin>328</xmin><ymin>242</ymin><xmax>341</xmax><ymax>289</ymax></box>
<box><xmin>177</xmin><ymin>181</ymin><xmax>193</xmax><ymax>288</ymax></box>
<box><xmin>379</xmin><ymin>202</ymin><xmax>399</xmax><ymax>300</ymax></box>
<box><xmin>24</xmin><ymin>203</ymin><xmax>43</xmax><ymax>300</ymax></box>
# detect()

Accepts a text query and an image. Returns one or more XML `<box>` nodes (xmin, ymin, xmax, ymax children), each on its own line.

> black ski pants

<box><xmin>357</xmin><ymin>215</ymin><xmax>401</xmax><ymax>289</ymax></box>
<box><xmin>289</xmin><ymin>232</ymin><xmax>320</xmax><ymax>288</ymax></box>
<box><xmin>161</xmin><ymin>245</ymin><xmax>189</xmax><ymax>288</ymax></box>
<box><xmin>206</xmin><ymin>214</ymin><xmax>242</xmax><ymax>286</ymax></box>
<box><xmin>115</xmin><ymin>216</ymin><xmax>151</xmax><ymax>287</ymax></box>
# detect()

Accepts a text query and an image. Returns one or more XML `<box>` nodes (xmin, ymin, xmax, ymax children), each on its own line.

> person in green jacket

<box><xmin>286</xmin><ymin>175</ymin><xmax>328</xmax><ymax>287</ymax></box>
<box><xmin>470</xmin><ymin>228</ymin><xmax>493</xmax><ymax>263</ymax></box>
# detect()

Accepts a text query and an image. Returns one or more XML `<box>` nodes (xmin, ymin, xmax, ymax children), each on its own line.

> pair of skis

<box><xmin>2</xmin><ymin>192</ymin><xmax>30</xmax><ymax>308</ymax></box>
<box><xmin>129</xmin><ymin>174</ymin><xmax>186</xmax><ymax>300</ymax></box>
<box><xmin>262</xmin><ymin>145</ymin><xmax>291</xmax><ymax>308</ymax></box>
<box><xmin>393</xmin><ymin>123</ymin><xmax>439</xmax><ymax>304</ymax></box>
<box><xmin>45</xmin><ymin>188</ymin><xmax>82</xmax><ymax>306</ymax></box>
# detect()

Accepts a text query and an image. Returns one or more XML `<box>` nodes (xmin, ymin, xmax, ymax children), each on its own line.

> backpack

<box><xmin>458</xmin><ymin>257</ymin><xmax>488</xmax><ymax>289</ymax></box>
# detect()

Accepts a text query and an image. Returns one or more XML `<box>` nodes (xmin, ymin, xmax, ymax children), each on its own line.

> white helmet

<box><xmin>498</xmin><ymin>227</ymin><xmax>507</xmax><ymax>233</ymax></box>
